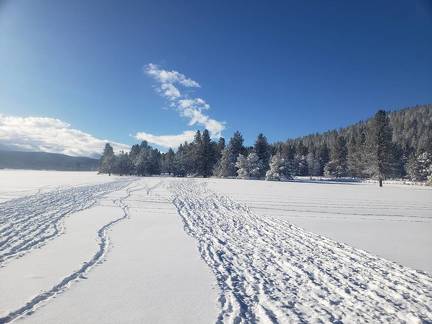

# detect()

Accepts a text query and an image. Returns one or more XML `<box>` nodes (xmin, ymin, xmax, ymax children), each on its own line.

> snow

<box><xmin>0</xmin><ymin>170</ymin><xmax>120</xmax><ymax>203</ymax></box>
<box><xmin>207</xmin><ymin>178</ymin><xmax>432</xmax><ymax>273</ymax></box>
<box><xmin>0</xmin><ymin>171</ymin><xmax>431</xmax><ymax>323</ymax></box>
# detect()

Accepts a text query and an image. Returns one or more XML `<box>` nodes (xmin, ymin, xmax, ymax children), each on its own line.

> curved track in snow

<box><xmin>171</xmin><ymin>180</ymin><xmax>432</xmax><ymax>323</ymax></box>
<box><xmin>0</xmin><ymin>180</ymin><xmax>136</xmax><ymax>323</ymax></box>
<box><xmin>0</xmin><ymin>180</ymin><xmax>132</xmax><ymax>266</ymax></box>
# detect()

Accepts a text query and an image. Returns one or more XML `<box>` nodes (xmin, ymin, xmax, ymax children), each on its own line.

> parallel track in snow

<box><xmin>0</xmin><ymin>180</ymin><xmax>138</xmax><ymax>323</ymax></box>
<box><xmin>171</xmin><ymin>180</ymin><xmax>432</xmax><ymax>323</ymax></box>
<box><xmin>0</xmin><ymin>179</ymin><xmax>132</xmax><ymax>266</ymax></box>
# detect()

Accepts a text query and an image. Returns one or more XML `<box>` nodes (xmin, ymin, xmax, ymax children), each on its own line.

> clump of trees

<box><xmin>99</xmin><ymin>104</ymin><xmax>432</xmax><ymax>186</ymax></box>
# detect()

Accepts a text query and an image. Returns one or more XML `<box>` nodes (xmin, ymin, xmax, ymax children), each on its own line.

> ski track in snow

<box><xmin>0</xmin><ymin>180</ymin><xmax>133</xmax><ymax>266</ymax></box>
<box><xmin>0</xmin><ymin>179</ymin><xmax>140</xmax><ymax>323</ymax></box>
<box><xmin>170</xmin><ymin>180</ymin><xmax>432</xmax><ymax>323</ymax></box>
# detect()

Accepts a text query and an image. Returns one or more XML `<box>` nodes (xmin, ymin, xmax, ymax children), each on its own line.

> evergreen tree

<box><xmin>114</xmin><ymin>151</ymin><xmax>132</xmax><ymax>176</ymax></box>
<box><xmin>133</xmin><ymin>141</ymin><xmax>161</xmax><ymax>176</ymax></box>
<box><xmin>254</xmin><ymin>133</ymin><xmax>271</xmax><ymax>177</ymax></box>
<box><xmin>192</xmin><ymin>130</ymin><xmax>203</xmax><ymax>175</ymax></box>
<box><xmin>173</xmin><ymin>144</ymin><xmax>188</xmax><ymax>177</ymax></box>
<box><xmin>318</xmin><ymin>143</ymin><xmax>330</xmax><ymax>175</ymax></box>
<box><xmin>216</xmin><ymin>137</ymin><xmax>225</xmax><ymax>159</ymax></box>
<box><xmin>214</xmin><ymin>131</ymin><xmax>244</xmax><ymax>177</ymax></box>
<box><xmin>129</xmin><ymin>144</ymin><xmax>141</xmax><ymax>175</ymax></box>
<box><xmin>235</xmin><ymin>154</ymin><xmax>249</xmax><ymax>179</ymax></box>
<box><xmin>406</xmin><ymin>152</ymin><xmax>432</xmax><ymax>181</ymax></box>
<box><xmin>162</xmin><ymin>148</ymin><xmax>175</xmax><ymax>175</ymax></box>
<box><xmin>306</xmin><ymin>151</ymin><xmax>321</xmax><ymax>176</ymax></box>
<box><xmin>294</xmin><ymin>153</ymin><xmax>308</xmax><ymax>176</ymax></box>
<box><xmin>368</xmin><ymin>110</ymin><xmax>394</xmax><ymax>186</ymax></box>
<box><xmin>198</xmin><ymin>129</ymin><xmax>217</xmax><ymax>177</ymax></box>
<box><xmin>324</xmin><ymin>135</ymin><xmax>348</xmax><ymax>177</ymax></box>
<box><xmin>100</xmin><ymin>143</ymin><xmax>115</xmax><ymax>175</ymax></box>
<box><xmin>247</xmin><ymin>152</ymin><xmax>262</xmax><ymax>178</ymax></box>
<box><xmin>266</xmin><ymin>154</ymin><xmax>292</xmax><ymax>181</ymax></box>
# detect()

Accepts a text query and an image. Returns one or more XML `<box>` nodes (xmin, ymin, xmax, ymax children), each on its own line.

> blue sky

<box><xmin>0</xmin><ymin>0</ymin><xmax>431</xmax><ymax>156</ymax></box>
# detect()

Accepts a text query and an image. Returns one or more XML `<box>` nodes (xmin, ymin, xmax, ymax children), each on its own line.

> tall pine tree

<box><xmin>369</xmin><ymin>110</ymin><xmax>394</xmax><ymax>186</ymax></box>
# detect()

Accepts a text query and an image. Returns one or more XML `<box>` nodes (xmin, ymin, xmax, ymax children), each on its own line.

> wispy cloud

<box><xmin>136</xmin><ymin>64</ymin><xmax>225</xmax><ymax>148</ymax></box>
<box><xmin>135</xmin><ymin>130</ymin><xmax>196</xmax><ymax>148</ymax></box>
<box><xmin>0</xmin><ymin>114</ymin><xmax>129</xmax><ymax>158</ymax></box>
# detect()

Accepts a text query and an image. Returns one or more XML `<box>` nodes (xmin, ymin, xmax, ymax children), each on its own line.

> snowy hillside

<box><xmin>0</xmin><ymin>171</ymin><xmax>431</xmax><ymax>323</ymax></box>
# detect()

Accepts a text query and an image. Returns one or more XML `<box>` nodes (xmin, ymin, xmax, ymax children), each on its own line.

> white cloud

<box><xmin>0</xmin><ymin>114</ymin><xmax>130</xmax><ymax>158</ymax></box>
<box><xmin>144</xmin><ymin>63</ymin><xmax>225</xmax><ymax>139</ymax></box>
<box><xmin>160</xmin><ymin>83</ymin><xmax>181</xmax><ymax>99</ymax></box>
<box><xmin>135</xmin><ymin>130</ymin><xmax>195</xmax><ymax>149</ymax></box>
<box><xmin>146</xmin><ymin>63</ymin><xmax>200</xmax><ymax>88</ymax></box>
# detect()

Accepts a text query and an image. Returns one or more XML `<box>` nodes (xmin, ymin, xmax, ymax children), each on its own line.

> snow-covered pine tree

<box><xmin>114</xmin><ymin>151</ymin><xmax>132</xmax><ymax>176</ymax></box>
<box><xmin>214</xmin><ymin>131</ymin><xmax>244</xmax><ymax>177</ymax></box>
<box><xmin>216</xmin><ymin>137</ymin><xmax>225</xmax><ymax>160</ymax></box>
<box><xmin>306</xmin><ymin>151</ymin><xmax>321</xmax><ymax>176</ymax></box>
<box><xmin>265</xmin><ymin>154</ymin><xmax>292</xmax><ymax>181</ymax></box>
<box><xmin>100</xmin><ymin>143</ymin><xmax>115</xmax><ymax>175</ymax></box>
<box><xmin>324</xmin><ymin>135</ymin><xmax>348</xmax><ymax>178</ymax></box>
<box><xmin>173</xmin><ymin>144</ymin><xmax>188</xmax><ymax>177</ymax></box>
<box><xmin>247</xmin><ymin>152</ymin><xmax>262</xmax><ymax>179</ymax></box>
<box><xmin>235</xmin><ymin>154</ymin><xmax>249</xmax><ymax>179</ymax></box>
<box><xmin>128</xmin><ymin>144</ymin><xmax>141</xmax><ymax>175</ymax></box>
<box><xmin>254</xmin><ymin>133</ymin><xmax>271</xmax><ymax>177</ymax></box>
<box><xmin>407</xmin><ymin>151</ymin><xmax>432</xmax><ymax>181</ymax></box>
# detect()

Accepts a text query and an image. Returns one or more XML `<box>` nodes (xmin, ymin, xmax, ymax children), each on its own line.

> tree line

<box><xmin>99</xmin><ymin>104</ymin><xmax>432</xmax><ymax>186</ymax></box>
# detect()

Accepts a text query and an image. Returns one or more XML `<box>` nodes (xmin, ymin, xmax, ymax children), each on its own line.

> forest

<box><xmin>99</xmin><ymin>104</ymin><xmax>432</xmax><ymax>185</ymax></box>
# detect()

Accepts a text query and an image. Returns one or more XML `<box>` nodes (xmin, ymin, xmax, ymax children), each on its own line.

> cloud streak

<box><xmin>135</xmin><ymin>130</ymin><xmax>196</xmax><ymax>148</ymax></box>
<box><xmin>0</xmin><ymin>114</ymin><xmax>129</xmax><ymax>158</ymax></box>
<box><xmin>136</xmin><ymin>64</ymin><xmax>225</xmax><ymax>148</ymax></box>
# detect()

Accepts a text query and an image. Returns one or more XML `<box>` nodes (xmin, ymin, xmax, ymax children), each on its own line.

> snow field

<box><xmin>207</xmin><ymin>178</ymin><xmax>432</xmax><ymax>272</ymax></box>
<box><xmin>0</xmin><ymin>175</ymin><xmax>218</xmax><ymax>323</ymax></box>
<box><xmin>0</xmin><ymin>171</ymin><xmax>431</xmax><ymax>323</ymax></box>
<box><xmin>172</xmin><ymin>179</ymin><xmax>432</xmax><ymax>323</ymax></box>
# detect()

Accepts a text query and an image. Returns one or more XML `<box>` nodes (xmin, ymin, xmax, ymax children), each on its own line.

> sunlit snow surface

<box><xmin>0</xmin><ymin>171</ymin><xmax>431</xmax><ymax>323</ymax></box>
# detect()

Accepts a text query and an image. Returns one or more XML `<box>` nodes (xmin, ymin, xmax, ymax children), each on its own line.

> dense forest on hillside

<box><xmin>99</xmin><ymin>104</ymin><xmax>432</xmax><ymax>185</ymax></box>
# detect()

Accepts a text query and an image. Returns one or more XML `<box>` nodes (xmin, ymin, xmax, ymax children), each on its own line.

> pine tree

<box><xmin>265</xmin><ymin>154</ymin><xmax>292</xmax><ymax>181</ymax></box>
<box><xmin>162</xmin><ymin>148</ymin><xmax>175</xmax><ymax>175</ymax></box>
<box><xmin>173</xmin><ymin>144</ymin><xmax>188</xmax><ymax>177</ymax></box>
<box><xmin>324</xmin><ymin>135</ymin><xmax>348</xmax><ymax>178</ymax></box>
<box><xmin>318</xmin><ymin>143</ymin><xmax>330</xmax><ymax>175</ymax></box>
<box><xmin>247</xmin><ymin>152</ymin><xmax>262</xmax><ymax>178</ymax></box>
<box><xmin>199</xmin><ymin>129</ymin><xmax>217</xmax><ymax>177</ymax></box>
<box><xmin>100</xmin><ymin>143</ymin><xmax>115</xmax><ymax>175</ymax></box>
<box><xmin>306</xmin><ymin>151</ymin><xmax>321</xmax><ymax>176</ymax></box>
<box><xmin>192</xmin><ymin>130</ymin><xmax>202</xmax><ymax>175</ymax></box>
<box><xmin>235</xmin><ymin>154</ymin><xmax>249</xmax><ymax>179</ymax></box>
<box><xmin>254</xmin><ymin>133</ymin><xmax>271</xmax><ymax>177</ymax></box>
<box><xmin>129</xmin><ymin>144</ymin><xmax>141</xmax><ymax>175</ymax></box>
<box><xmin>369</xmin><ymin>110</ymin><xmax>395</xmax><ymax>186</ymax></box>
<box><xmin>214</xmin><ymin>131</ymin><xmax>244</xmax><ymax>177</ymax></box>
<box><xmin>114</xmin><ymin>151</ymin><xmax>132</xmax><ymax>176</ymax></box>
<box><xmin>407</xmin><ymin>152</ymin><xmax>432</xmax><ymax>181</ymax></box>
<box><xmin>216</xmin><ymin>137</ymin><xmax>225</xmax><ymax>160</ymax></box>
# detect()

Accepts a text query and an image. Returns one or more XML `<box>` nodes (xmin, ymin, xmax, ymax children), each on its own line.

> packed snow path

<box><xmin>171</xmin><ymin>180</ymin><xmax>432</xmax><ymax>323</ymax></box>
<box><xmin>0</xmin><ymin>179</ymin><xmax>132</xmax><ymax>266</ymax></box>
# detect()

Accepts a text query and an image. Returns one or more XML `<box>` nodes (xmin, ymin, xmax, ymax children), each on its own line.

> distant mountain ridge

<box><xmin>0</xmin><ymin>150</ymin><xmax>99</xmax><ymax>171</ymax></box>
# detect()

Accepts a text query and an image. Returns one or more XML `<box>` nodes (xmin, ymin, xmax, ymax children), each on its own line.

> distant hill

<box><xmin>282</xmin><ymin>104</ymin><xmax>432</xmax><ymax>153</ymax></box>
<box><xmin>0</xmin><ymin>150</ymin><xmax>99</xmax><ymax>171</ymax></box>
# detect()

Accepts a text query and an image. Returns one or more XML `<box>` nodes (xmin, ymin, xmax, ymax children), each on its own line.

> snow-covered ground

<box><xmin>0</xmin><ymin>171</ymin><xmax>431</xmax><ymax>323</ymax></box>
<box><xmin>207</xmin><ymin>178</ymin><xmax>432</xmax><ymax>273</ymax></box>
